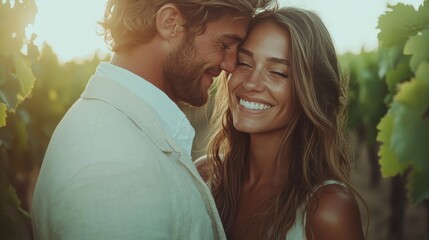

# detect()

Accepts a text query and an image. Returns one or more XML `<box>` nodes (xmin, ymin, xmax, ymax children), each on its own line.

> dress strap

<box><xmin>313</xmin><ymin>180</ymin><xmax>346</xmax><ymax>193</ymax></box>
<box><xmin>286</xmin><ymin>180</ymin><xmax>347</xmax><ymax>240</ymax></box>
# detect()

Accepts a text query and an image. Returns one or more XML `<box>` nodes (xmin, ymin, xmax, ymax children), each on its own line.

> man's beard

<box><xmin>163</xmin><ymin>35</ymin><xmax>208</xmax><ymax>107</ymax></box>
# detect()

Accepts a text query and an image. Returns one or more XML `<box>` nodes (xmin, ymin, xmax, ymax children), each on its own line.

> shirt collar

<box><xmin>95</xmin><ymin>62</ymin><xmax>195</xmax><ymax>156</ymax></box>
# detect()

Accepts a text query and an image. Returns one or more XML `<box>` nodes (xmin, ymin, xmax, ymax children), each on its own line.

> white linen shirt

<box><xmin>31</xmin><ymin>66</ymin><xmax>226</xmax><ymax>240</ymax></box>
<box><xmin>96</xmin><ymin>62</ymin><xmax>195</xmax><ymax>156</ymax></box>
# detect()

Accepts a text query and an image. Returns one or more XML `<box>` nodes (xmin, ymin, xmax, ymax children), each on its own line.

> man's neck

<box><xmin>109</xmin><ymin>40</ymin><xmax>175</xmax><ymax>101</ymax></box>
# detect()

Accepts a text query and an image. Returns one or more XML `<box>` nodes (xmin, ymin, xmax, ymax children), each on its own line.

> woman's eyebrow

<box><xmin>267</xmin><ymin>57</ymin><xmax>289</xmax><ymax>65</ymax></box>
<box><xmin>239</xmin><ymin>48</ymin><xmax>289</xmax><ymax>65</ymax></box>
<box><xmin>238</xmin><ymin>48</ymin><xmax>253</xmax><ymax>57</ymax></box>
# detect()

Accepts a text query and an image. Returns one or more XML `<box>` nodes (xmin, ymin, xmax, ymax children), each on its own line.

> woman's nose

<box><xmin>242</xmin><ymin>71</ymin><xmax>264</xmax><ymax>92</ymax></box>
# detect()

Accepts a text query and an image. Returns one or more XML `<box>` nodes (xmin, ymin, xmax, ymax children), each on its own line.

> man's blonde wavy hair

<box><xmin>99</xmin><ymin>0</ymin><xmax>277</xmax><ymax>52</ymax></box>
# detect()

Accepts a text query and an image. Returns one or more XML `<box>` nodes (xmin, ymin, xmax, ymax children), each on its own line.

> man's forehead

<box><xmin>201</xmin><ymin>13</ymin><xmax>250</xmax><ymax>40</ymax></box>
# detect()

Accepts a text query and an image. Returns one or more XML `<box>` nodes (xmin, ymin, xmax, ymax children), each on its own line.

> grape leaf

<box><xmin>404</xmin><ymin>29</ymin><xmax>429</xmax><ymax>73</ymax></box>
<box><xmin>377</xmin><ymin>113</ymin><xmax>409</xmax><ymax>176</ymax></box>
<box><xmin>0</xmin><ymin>55</ymin><xmax>37</xmax><ymax>111</ymax></box>
<box><xmin>378</xmin><ymin>2</ymin><xmax>429</xmax><ymax>48</ymax></box>
<box><xmin>14</xmin><ymin>54</ymin><xmax>36</xmax><ymax>102</ymax></box>
<box><xmin>395</xmin><ymin>61</ymin><xmax>429</xmax><ymax>99</ymax></box>
<box><xmin>0</xmin><ymin>72</ymin><xmax>21</xmax><ymax>110</ymax></box>
<box><xmin>415</xmin><ymin>61</ymin><xmax>429</xmax><ymax>84</ymax></box>
<box><xmin>378</xmin><ymin>46</ymin><xmax>404</xmax><ymax>79</ymax></box>
<box><xmin>408</xmin><ymin>166</ymin><xmax>429</xmax><ymax>203</ymax></box>
<box><xmin>391</xmin><ymin>84</ymin><xmax>429</xmax><ymax>168</ymax></box>
<box><xmin>379</xmin><ymin>47</ymin><xmax>412</xmax><ymax>106</ymax></box>
<box><xmin>390</xmin><ymin>63</ymin><xmax>429</xmax><ymax>169</ymax></box>
<box><xmin>385</xmin><ymin>57</ymin><xmax>412</xmax><ymax>94</ymax></box>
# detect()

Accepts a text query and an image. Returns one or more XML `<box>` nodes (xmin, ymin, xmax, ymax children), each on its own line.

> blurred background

<box><xmin>0</xmin><ymin>0</ymin><xmax>428</xmax><ymax>239</ymax></box>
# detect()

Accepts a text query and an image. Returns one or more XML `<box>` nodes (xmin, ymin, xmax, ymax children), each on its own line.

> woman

<box><xmin>196</xmin><ymin>7</ymin><xmax>367</xmax><ymax>240</ymax></box>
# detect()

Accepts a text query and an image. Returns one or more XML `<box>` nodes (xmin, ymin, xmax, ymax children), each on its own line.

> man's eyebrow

<box><xmin>239</xmin><ymin>48</ymin><xmax>290</xmax><ymax>65</ymax></box>
<box><xmin>222</xmin><ymin>34</ymin><xmax>244</xmax><ymax>42</ymax></box>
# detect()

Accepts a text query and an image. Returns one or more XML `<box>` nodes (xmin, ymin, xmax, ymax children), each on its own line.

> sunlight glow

<box><xmin>27</xmin><ymin>0</ymin><xmax>108</xmax><ymax>63</ymax></box>
<box><xmin>27</xmin><ymin>0</ymin><xmax>425</xmax><ymax>63</ymax></box>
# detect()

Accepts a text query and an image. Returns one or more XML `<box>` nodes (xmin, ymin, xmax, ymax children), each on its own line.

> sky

<box><xmin>26</xmin><ymin>0</ymin><xmax>425</xmax><ymax>63</ymax></box>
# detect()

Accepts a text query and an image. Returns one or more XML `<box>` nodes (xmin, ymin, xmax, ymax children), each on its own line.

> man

<box><xmin>31</xmin><ymin>0</ymin><xmax>276</xmax><ymax>239</ymax></box>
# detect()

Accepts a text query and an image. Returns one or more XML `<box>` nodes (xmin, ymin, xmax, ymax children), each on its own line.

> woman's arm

<box><xmin>306</xmin><ymin>184</ymin><xmax>365</xmax><ymax>240</ymax></box>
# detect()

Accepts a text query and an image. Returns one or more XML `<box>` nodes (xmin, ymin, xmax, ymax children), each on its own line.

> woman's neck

<box><xmin>245</xmin><ymin>132</ymin><xmax>289</xmax><ymax>189</ymax></box>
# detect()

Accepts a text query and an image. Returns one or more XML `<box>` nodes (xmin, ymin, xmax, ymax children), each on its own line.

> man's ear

<box><xmin>156</xmin><ymin>4</ymin><xmax>185</xmax><ymax>39</ymax></box>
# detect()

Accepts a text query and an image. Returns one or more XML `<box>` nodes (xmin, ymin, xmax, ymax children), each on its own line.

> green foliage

<box><xmin>1</xmin><ymin>2</ymin><xmax>108</xmax><ymax>237</ymax></box>
<box><xmin>4</xmin><ymin>54</ymin><xmax>36</xmax><ymax>107</ymax></box>
<box><xmin>0</xmin><ymin>165</ymin><xmax>33</xmax><ymax>240</ymax></box>
<box><xmin>5</xmin><ymin>43</ymin><xmax>106</xmax><ymax>169</ymax></box>
<box><xmin>0</xmin><ymin>103</ymin><xmax>6</xmax><ymax>126</ymax></box>
<box><xmin>0</xmin><ymin>1</ymin><xmax>38</xmax><ymax>238</ymax></box>
<box><xmin>343</xmin><ymin>51</ymin><xmax>387</xmax><ymax>145</ymax></box>
<box><xmin>0</xmin><ymin>0</ymin><xmax>37</xmax><ymax>55</ymax></box>
<box><xmin>408</xmin><ymin>167</ymin><xmax>429</xmax><ymax>205</ymax></box>
<box><xmin>0</xmin><ymin>1</ymin><xmax>426</xmax><ymax>238</ymax></box>
<box><xmin>377</xmin><ymin>2</ymin><xmax>429</xmax><ymax>48</ymax></box>
<box><xmin>376</xmin><ymin>0</ymin><xmax>429</xmax><ymax>204</ymax></box>
<box><xmin>345</xmin><ymin>0</ymin><xmax>429</xmax><ymax>204</ymax></box>
<box><xmin>377</xmin><ymin>113</ymin><xmax>409</xmax><ymax>176</ymax></box>
<box><xmin>390</xmin><ymin>64</ymin><xmax>429</xmax><ymax>169</ymax></box>
<box><xmin>0</xmin><ymin>41</ymin><xmax>106</xmax><ymax>240</ymax></box>
<box><xmin>404</xmin><ymin>29</ymin><xmax>429</xmax><ymax>72</ymax></box>
<box><xmin>0</xmin><ymin>0</ymin><xmax>38</xmax><ymax>126</ymax></box>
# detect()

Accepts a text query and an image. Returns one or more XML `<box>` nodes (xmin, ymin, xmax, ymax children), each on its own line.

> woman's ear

<box><xmin>155</xmin><ymin>4</ymin><xmax>185</xmax><ymax>39</ymax></box>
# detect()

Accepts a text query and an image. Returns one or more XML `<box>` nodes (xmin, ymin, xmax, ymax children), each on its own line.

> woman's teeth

<box><xmin>239</xmin><ymin>98</ymin><xmax>272</xmax><ymax>110</ymax></box>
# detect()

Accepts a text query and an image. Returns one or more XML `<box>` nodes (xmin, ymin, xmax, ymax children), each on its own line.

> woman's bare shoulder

<box><xmin>306</xmin><ymin>184</ymin><xmax>365</xmax><ymax>240</ymax></box>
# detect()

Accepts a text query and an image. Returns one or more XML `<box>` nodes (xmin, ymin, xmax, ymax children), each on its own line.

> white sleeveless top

<box><xmin>285</xmin><ymin>180</ymin><xmax>344</xmax><ymax>240</ymax></box>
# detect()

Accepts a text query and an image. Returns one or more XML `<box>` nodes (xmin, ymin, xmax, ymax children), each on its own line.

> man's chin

<box><xmin>202</xmin><ymin>73</ymin><xmax>215</xmax><ymax>91</ymax></box>
<box><xmin>185</xmin><ymin>94</ymin><xmax>208</xmax><ymax>107</ymax></box>
<box><xmin>190</xmin><ymin>97</ymin><xmax>207</xmax><ymax>107</ymax></box>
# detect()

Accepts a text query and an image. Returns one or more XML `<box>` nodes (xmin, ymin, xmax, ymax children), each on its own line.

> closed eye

<box><xmin>221</xmin><ymin>42</ymin><xmax>230</xmax><ymax>50</ymax></box>
<box><xmin>237</xmin><ymin>62</ymin><xmax>252</xmax><ymax>68</ymax></box>
<box><xmin>270</xmin><ymin>71</ymin><xmax>288</xmax><ymax>78</ymax></box>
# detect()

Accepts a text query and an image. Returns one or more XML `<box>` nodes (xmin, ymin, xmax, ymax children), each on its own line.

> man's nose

<box><xmin>220</xmin><ymin>50</ymin><xmax>237</xmax><ymax>74</ymax></box>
